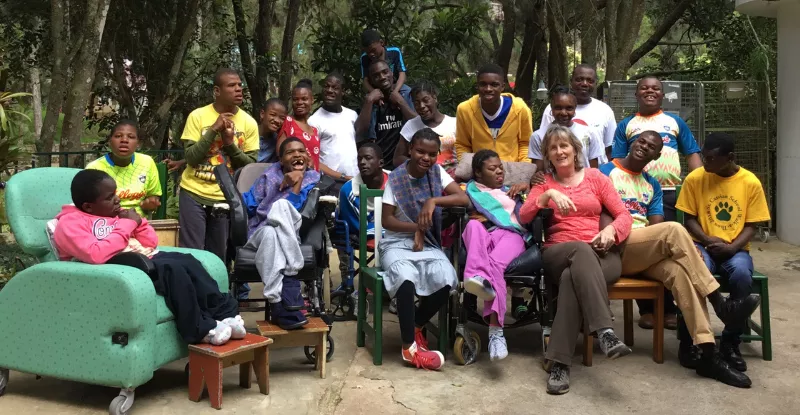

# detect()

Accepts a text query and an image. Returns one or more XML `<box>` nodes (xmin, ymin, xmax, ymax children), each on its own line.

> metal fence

<box><xmin>27</xmin><ymin>149</ymin><xmax>184</xmax><ymax>169</ymax></box>
<box><xmin>598</xmin><ymin>80</ymin><xmax>773</xmax><ymax>219</ymax></box>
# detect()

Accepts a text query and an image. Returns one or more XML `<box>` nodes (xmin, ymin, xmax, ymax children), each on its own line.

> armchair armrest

<box><xmin>155</xmin><ymin>246</ymin><xmax>229</xmax><ymax>291</ymax></box>
<box><xmin>106</xmin><ymin>252</ymin><xmax>156</xmax><ymax>276</ymax></box>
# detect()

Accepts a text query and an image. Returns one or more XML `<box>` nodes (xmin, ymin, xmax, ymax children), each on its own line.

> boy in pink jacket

<box><xmin>53</xmin><ymin>169</ymin><xmax>245</xmax><ymax>346</ymax></box>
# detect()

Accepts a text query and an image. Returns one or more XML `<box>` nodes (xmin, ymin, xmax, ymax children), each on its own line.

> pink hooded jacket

<box><xmin>53</xmin><ymin>205</ymin><xmax>159</xmax><ymax>264</ymax></box>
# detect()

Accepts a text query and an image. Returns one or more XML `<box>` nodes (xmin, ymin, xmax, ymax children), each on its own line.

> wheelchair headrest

<box><xmin>214</xmin><ymin>165</ymin><xmax>249</xmax><ymax>248</ymax></box>
<box><xmin>235</xmin><ymin>163</ymin><xmax>271</xmax><ymax>193</ymax></box>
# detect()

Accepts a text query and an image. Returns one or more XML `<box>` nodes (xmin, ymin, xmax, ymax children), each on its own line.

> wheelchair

<box><xmin>451</xmin><ymin>208</ymin><xmax>553</xmax><ymax>365</ymax></box>
<box><xmin>328</xmin><ymin>207</ymin><xmax>377</xmax><ymax>322</ymax></box>
<box><xmin>214</xmin><ymin>163</ymin><xmax>337</xmax><ymax>363</ymax></box>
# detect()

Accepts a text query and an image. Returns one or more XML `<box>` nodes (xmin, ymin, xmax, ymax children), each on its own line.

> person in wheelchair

<box><xmin>519</xmin><ymin>125</ymin><xmax>633</xmax><ymax>395</ymax></box>
<box><xmin>381</xmin><ymin>128</ymin><xmax>469</xmax><ymax>370</ymax></box>
<box><xmin>53</xmin><ymin>170</ymin><xmax>244</xmax><ymax>346</ymax></box>
<box><xmin>240</xmin><ymin>137</ymin><xmax>320</xmax><ymax>329</ymax></box>
<box><xmin>336</xmin><ymin>142</ymin><xmax>389</xmax><ymax>240</ymax></box>
<box><xmin>461</xmin><ymin>149</ymin><xmax>530</xmax><ymax>361</ymax></box>
<box><xmin>600</xmin><ymin>131</ymin><xmax>759</xmax><ymax>388</ymax></box>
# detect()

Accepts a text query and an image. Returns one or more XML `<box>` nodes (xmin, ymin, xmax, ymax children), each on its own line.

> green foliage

<box><xmin>309</xmin><ymin>0</ymin><xmax>489</xmax><ymax>114</ymax></box>
<box><xmin>0</xmin><ymin>236</ymin><xmax>37</xmax><ymax>291</ymax></box>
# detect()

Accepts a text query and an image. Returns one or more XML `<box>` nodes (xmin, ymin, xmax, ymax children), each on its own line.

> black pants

<box><xmin>637</xmin><ymin>189</ymin><xmax>678</xmax><ymax>316</ymax></box>
<box><xmin>151</xmin><ymin>252</ymin><xmax>239</xmax><ymax>344</ymax></box>
<box><xmin>178</xmin><ymin>191</ymin><xmax>229</xmax><ymax>262</ymax></box>
<box><xmin>395</xmin><ymin>281</ymin><xmax>451</xmax><ymax>344</ymax></box>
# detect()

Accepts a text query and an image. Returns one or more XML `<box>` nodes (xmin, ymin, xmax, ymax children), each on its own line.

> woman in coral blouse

<box><xmin>519</xmin><ymin>125</ymin><xmax>633</xmax><ymax>395</ymax></box>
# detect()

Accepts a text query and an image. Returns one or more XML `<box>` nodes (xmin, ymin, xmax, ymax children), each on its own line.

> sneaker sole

<box><xmin>464</xmin><ymin>278</ymin><xmax>496</xmax><ymax>301</ymax></box>
<box><xmin>606</xmin><ymin>344</ymin><xmax>632</xmax><ymax>360</ymax></box>
<box><xmin>546</xmin><ymin>385</ymin><xmax>570</xmax><ymax>395</ymax></box>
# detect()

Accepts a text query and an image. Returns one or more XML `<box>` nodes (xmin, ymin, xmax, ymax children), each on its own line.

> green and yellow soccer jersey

<box><xmin>86</xmin><ymin>152</ymin><xmax>162</xmax><ymax>216</ymax></box>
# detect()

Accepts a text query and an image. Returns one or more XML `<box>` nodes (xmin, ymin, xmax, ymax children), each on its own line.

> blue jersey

<box><xmin>599</xmin><ymin>160</ymin><xmax>663</xmax><ymax>229</ymax></box>
<box><xmin>360</xmin><ymin>46</ymin><xmax>407</xmax><ymax>80</ymax></box>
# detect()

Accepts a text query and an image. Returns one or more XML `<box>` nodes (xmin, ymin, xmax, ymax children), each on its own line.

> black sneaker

<box><xmin>598</xmin><ymin>330</ymin><xmax>632</xmax><ymax>359</ymax></box>
<box><xmin>678</xmin><ymin>343</ymin><xmax>701</xmax><ymax>370</ymax></box>
<box><xmin>720</xmin><ymin>341</ymin><xmax>747</xmax><ymax>372</ymax></box>
<box><xmin>696</xmin><ymin>352</ymin><xmax>751</xmax><ymax>388</ymax></box>
<box><xmin>546</xmin><ymin>362</ymin><xmax>570</xmax><ymax>395</ymax></box>
<box><xmin>715</xmin><ymin>294</ymin><xmax>760</xmax><ymax>329</ymax></box>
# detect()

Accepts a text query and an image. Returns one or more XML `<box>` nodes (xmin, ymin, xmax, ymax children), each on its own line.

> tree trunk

<box><xmin>38</xmin><ymin>0</ymin><xmax>69</xmax><ymax>166</ymax></box>
<box><xmin>627</xmin><ymin>0</ymin><xmax>694</xmax><ymax>67</ymax></box>
<box><xmin>137</xmin><ymin>0</ymin><xmax>201</xmax><ymax>149</ymax></box>
<box><xmin>255</xmin><ymin>0</ymin><xmax>277</xmax><ymax>109</ymax></box>
<box><xmin>279</xmin><ymin>0</ymin><xmax>301</xmax><ymax>103</ymax></box>
<box><xmin>495</xmin><ymin>0</ymin><xmax>517</xmax><ymax>76</ymax></box>
<box><xmin>604</xmin><ymin>0</ymin><xmax>646</xmax><ymax>81</ymax></box>
<box><xmin>60</xmin><ymin>0</ymin><xmax>112</xmax><ymax>166</ymax></box>
<box><xmin>546</xmin><ymin>1</ymin><xmax>568</xmax><ymax>87</ymax></box>
<box><xmin>514</xmin><ymin>1</ymin><xmax>544</xmax><ymax>103</ymax></box>
<box><xmin>232</xmin><ymin>0</ymin><xmax>262</xmax><ymax>113</ymax></box>
<box><xmin>30</xmin><ymin>68</ymin><xmax>43</xmax><ymax>138</ymax></box>
<box><xmin>579</xmin><ymin>0</ymin><xmax>600</xmax><ymax>66</ymax></box>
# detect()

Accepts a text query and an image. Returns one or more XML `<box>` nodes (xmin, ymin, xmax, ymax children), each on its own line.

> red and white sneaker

<box><xmin>414</xmin><ymin>328</ymin><xmax>431</xmax><ymax>352</ymax></box>
<box><xmin>402</xmin><ymin>342</ymin><xmax>444</xmax><ymax>370</ymax></box>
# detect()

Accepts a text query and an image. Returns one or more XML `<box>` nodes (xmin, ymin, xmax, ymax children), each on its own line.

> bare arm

<box><xmin>684</xmin><ymin>213</ymin><xmax>722</xmax><ymax>246</ymax></box>
<box><xmin>686</xmin><ymin>153</ymin><xmax>703</xmax><ymax>171</ymax></box>
<box><xmin>647</xmin><ymin>214</ymin><xmax>665</xmax><ymax>225</ymax></box>
<box><xmin>382</xmin><ymin>204</ymin><xmax>418</xmax><ymax>233</ymax></box>
<box><xmin>363</xmin><ymin>77</ymin><xmax>374</xmax><ymax>93</ymax></box>
<box><xmin>589</xmin><ymin>159</ymin><xmax>599</xmax><ymax>168</ymax></box>
<box><xmin>729</xmin><ymin>223</ymin><xmax>757</xmax><ymax>252</ymax></box>
<box><xmin>393</xmin><ymin>72</ymin><xmax>407</xmax><ymax>94</ymax></box>
<box><xmin>355</xmin><ymin>97</ymin><xmax>377</xmax><ymax>141</ymax></box>
<box><xmin>393</xmin><ymin>138</ymin><xmax>410</xmax><ymax>168</ymax></box>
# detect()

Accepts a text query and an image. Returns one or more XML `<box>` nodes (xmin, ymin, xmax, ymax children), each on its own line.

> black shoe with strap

<box><xmin>678</xmin><ymin>342</ymin><xmax>701</xmax><ymax>370</ymax></box>
<box><xmin>696</xmin><ymin>352</ymin><xmax>751</xmax><ymax>388</ymax></box>
<box><xmin>715</xmin><ymin>294</ymin><xmax>761</xmax><ymax>328</ymax></box>
<box><xmin>720</xmin><ymin>341</ymin><xmax>747</xmax><ymax>372</ymax></box>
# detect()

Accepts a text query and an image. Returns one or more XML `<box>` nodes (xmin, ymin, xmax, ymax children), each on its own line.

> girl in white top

<box><xmin>393</xmin><ymin>81</ymin><xmax>458</xmax><ymax>177</ymax></box>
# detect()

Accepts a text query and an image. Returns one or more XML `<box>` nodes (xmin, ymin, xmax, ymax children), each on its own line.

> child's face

<box><xmin>551</xmin><ymin>94</ymin><xmax>577</xmax><ymax>126</ymax></box>
<box><xmin>409</xmin><ymin>139</ymin><xmax>439</xmax><ymax>173</ymax></box>
<box><xmin>363</xmin><ymin>41</ymin><xmax>385</xmax><ymax>61</ymax></box>
<box><xmin>109</xmin><ymin>125</ymin><xmax>139</xmax><ymax>158</ymax></box>
<box><xmin>261</xmin><ymin>103</ymin><xmax>287</xmax><ymax>133</ymax></box>
<box><xmin>84</xmin><ymin>178</ymin><xmax>121</xmax><ymax>217</ymax></box>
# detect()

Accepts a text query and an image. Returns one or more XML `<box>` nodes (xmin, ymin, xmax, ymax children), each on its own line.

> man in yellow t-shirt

<box><xmin>676</xmin><ymin>132</ymin><xmax>770</xmax><ymax>373</ymax></box>
<box><xmin>179</xmin><ymin>68</ymin><xmax>259</xmax><ymax>266</ymax></box>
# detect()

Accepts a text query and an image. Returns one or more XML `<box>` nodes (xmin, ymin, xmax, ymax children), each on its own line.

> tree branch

<box><xmin>631</xmin><ymin>66</ymin><xmax>710</xmax><ymax>79</ymax></box>
<box><xmin>628</xmin><ymin>0</ymin><xmax>694</xmax><ymax>66</ymax></box>
<box><xmin>658</xmin><ymin>39</ymin><xmax>721</xmax><ymax>46</ymax></box>
<box><xmin>419</xmin><ymin>2</ymin><xmax>461</xmax><ymax>13</ymax></box>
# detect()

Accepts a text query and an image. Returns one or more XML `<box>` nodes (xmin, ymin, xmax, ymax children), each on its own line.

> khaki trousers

<box><xmin>620</xmin><ymin>222</ymin><xmax>720</xmax><ymax>345</ymax></box>
<box><xmin>543</xmin><ymin>242</ymin><xmax>621</xmax><ymax>366</ymax></box>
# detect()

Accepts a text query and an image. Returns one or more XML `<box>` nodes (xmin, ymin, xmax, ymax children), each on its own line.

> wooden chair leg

<box><xmin>373</xmin><ymin>281</ymin><xmax>384</xmax><ymax>366</ymax></box>
<box><xmin>187</xmin><ymin>354</ymin><xmax>206</xmax><ymax>402</ymax></box>
<box><xmin>239</xmin><ymin>362</ymin><xmax>252</xmax><ymax>389</ymax></box>
<box><xmin>759</xmin><ymin>280</ymin><xmax>772</xmax><ymax>361</ymax></box>
<box><xmin>623</xmin><ymin>299</ymin><xmax>634</xmax><ymax>347</ymax></box>
<box><xmin>317</xmin><ymin>333</ymin><xmax>327</xmax><ymax>379</ymax></box>
<box><xmin>582</xmin><ymin>326</ymin><xmax>593</xmax><ymax>367</ymax></box>
<box><xmin>654</xmin><ymin>289</ymin><xmax>664</xmax><ymax>364</ymax></box>
<box><xmin>253</xmin><ymin>345</ymin><xmax>270</xmax><ymax>395</ymax></box>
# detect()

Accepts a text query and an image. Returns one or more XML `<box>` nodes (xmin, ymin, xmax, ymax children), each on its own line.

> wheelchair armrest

<box><xmin>530</xmin><ymin>208</ymin><xmax>553</xmax><ymax>245</ymax></box>
<box><xmin>106</xmin><ymin>252</ymin><xmax>156</xmax><ymax>276</ymax></box>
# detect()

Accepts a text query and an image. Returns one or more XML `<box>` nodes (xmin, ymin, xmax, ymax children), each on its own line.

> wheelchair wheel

<box><xmin>330</xmin><ymin>290</ymin><xmax>356</xmax><ymax>321</ymax></box>
<box><xmin>0</xmin><ymin>367</ymin><xmax>8</xmax><ymax>396</ymax></box>
<box><xmin>759</xmin><ymin>228</ymin><xmax>770</xmax><ymax>243</ymax></box>
<box><xmin>453</xmin><ymin>331</ymin><xmax>481</xmax><ymax>365</ymax></box>
<box><xmin>304</xmin><ymin>333</ymin><xmax>335</xmax><ymax>363</ymax></box>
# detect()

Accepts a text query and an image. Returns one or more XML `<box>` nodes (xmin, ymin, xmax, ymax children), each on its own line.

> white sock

<box><xmin>597</xmin><ymin>328</ymin><xmax>612</xmax><ymax>336</ymax></box>
<box><xmin>489</xmin><ymin>326</ymin><xmax>503</xmax><ymax>337</ymax></box>
<box><xmin>222</xmin><ymin>315</ymin><xmax>247</xmax><ymax>339</ymax></box>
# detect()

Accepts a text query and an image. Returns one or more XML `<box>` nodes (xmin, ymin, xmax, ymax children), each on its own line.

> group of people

<box><xmin>46</xmin><ymin>27</ymin><xmax>771</xmax><ymax>396</ymax></box>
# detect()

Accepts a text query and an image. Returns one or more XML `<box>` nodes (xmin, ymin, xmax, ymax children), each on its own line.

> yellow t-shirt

<box><xmin>179</xmin><ymin>104</ymin><xmax>259</xmax><ymax>201</ymax></box>
<box><xmin>86</xmin><ymin>153</ymin><xmax>161</xmax><ymax>216</ymax></box>
<box><xmin>676</xmin><ymin>167</ymin><xmax>770</xmax><ymax>250</ymax></box>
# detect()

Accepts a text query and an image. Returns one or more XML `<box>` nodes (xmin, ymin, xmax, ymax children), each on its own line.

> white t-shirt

<box><xmin>528</xmin><ymin>121</ymin><xmax>604</xmax><ymax>168</ymax></box>
<box><xmin>309</xmin><ymin>107</ymin><xmax>359</xmax><ymax>177</ymax></box>
<box><xmin>382</xmin><ymin>165</ymin><xmax>454</xmax><ymax>206</ymax></box>
<box><xmin>539</xmin><ymin>98</ymin><xmax>616</xmax><ymax>163</ymax></box>
<box><xmin>400</xmin><ymin>115</ymin><xmax>457</xmax><ymax>142</ymax></box>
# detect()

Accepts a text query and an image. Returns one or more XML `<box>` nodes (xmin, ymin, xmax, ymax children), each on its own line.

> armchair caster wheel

<box><xmin>304</xmin><ymin>333</ymin><xmax>335</xmax><ymax>363</ymax></box>
<box><xmin>0</xmin><ymin>368</ymin><xmax>9</xmax><ymax>396</ymax></box>
<box><xmin>109</xmin><ymin>389</ymin><xmax>134</xmax><ymax>415</ymax></box>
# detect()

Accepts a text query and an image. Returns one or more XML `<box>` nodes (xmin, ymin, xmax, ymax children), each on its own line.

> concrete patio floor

<box><xmin>1</xmin><ymin>239</ymin><xmax>799</xmax><ymax>414</ymax></box>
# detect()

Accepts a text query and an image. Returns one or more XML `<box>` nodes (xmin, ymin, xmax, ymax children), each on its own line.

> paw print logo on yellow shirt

<box><xmin>715</xmin><ymin>201</ymin><xmax>734</xmax><ymax>222</ymax></box>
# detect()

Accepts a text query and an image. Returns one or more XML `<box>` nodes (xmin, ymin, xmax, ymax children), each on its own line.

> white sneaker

<box><xmin>488</xmin><ymin>330</ymin><xmax>508</xmax><ymax>361</ymax></box>
<box><xmin>202</xmin><ymin>322</ymin><xmax>232</xmax><ymax>346</ymax></box>
<box><xmin>388</xmin><ymin>297</ymin><xmax>398</xmax><ymax>314</ymax></box>
<box><xmin>464</xmin><ymin>276</ymin><xmax>496</xmax><ymax>301</ymax></box>
<box><xmin>222</xmin><ymin>315</ymin><xmax>247</xmax><ymax>339</ymax></box>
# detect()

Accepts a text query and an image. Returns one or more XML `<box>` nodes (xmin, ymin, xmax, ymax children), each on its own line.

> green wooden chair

<box><xmin>355</xmin><ymin>184</ymin><xmax>453</xmax><ymax>365</ymax></box>
<box><xmin>676</xmin><ymin>185</ymin><xmax>772</xmax><ymax>360</ymax></box>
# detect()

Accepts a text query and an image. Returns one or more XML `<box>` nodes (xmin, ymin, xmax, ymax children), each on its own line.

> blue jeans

<box><xmin>238</xmin><ymin>283</ymin><xmax>251</xmax><ymax>300</ymax></box>
<box><xmin>694</xmin><ymin>243</ymin><xmax>754</xmax><ymax>343</ymax></box>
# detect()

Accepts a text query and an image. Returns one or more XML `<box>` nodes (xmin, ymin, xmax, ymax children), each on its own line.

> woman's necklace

<box><xmin>555</xmin><ymin>170</ymin><xmax>583</xmax><ymax>188</ymax></box>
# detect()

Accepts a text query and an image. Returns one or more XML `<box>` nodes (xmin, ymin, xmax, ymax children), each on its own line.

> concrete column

<box><xmin>776</xmin><ymin>2</ymin><xmax>800</xmax><ymax>245</ymax></box>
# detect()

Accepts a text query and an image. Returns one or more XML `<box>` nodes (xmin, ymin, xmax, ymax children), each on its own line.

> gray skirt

<box><xmin>378</xmin><ymin>235</ymin><xmax>458</xmax><ymax>298</ymax></box>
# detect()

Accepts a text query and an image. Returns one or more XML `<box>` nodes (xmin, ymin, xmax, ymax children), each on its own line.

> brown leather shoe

<box><xmin>665</xmin><ymin>314</ymin><xmax>678</xmax><ymax>330</ymax></box>
<box><xmin>638</xmin><ymin>313</ymin><xmax>655</xmax><ymax>329</ymax></box>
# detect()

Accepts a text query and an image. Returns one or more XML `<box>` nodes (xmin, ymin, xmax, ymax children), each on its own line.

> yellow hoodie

<box><xmin>455</xmin><ymin>93</ymin><xmax>533</xmax><ymax>163</ymax></box>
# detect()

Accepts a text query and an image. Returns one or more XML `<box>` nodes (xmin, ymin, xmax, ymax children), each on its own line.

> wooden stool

<box><xmin>150</xmin><ymin>219</ymin><xmax>180</xmax><ymax>247</ymax></box>
<box><xmin>256</xmin><ymin>317</ymin><xmax>329</xmax><ymax>378</ymax></box>
<box><xmin>188</xmin><ymin>333</ymin><xmax>273</xmax><ymax>409</ymax></box>
<box><xmin>582</xmin><ymin>278</ymin><xmax>665</xmax><ymax>366</ymax></box>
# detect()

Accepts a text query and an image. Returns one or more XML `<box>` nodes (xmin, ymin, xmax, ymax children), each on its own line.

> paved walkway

<box><xmin>2</xmin><ymin>240</ymin><xmax>799</xmax><ymax>414</ymax></box>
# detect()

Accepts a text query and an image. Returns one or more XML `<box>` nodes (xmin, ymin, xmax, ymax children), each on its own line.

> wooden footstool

<box><xmin>582</xmin><ymin>278</ymin><xmax>665</xmax><ymax>366</ymax></box>
<box><xmin>188</xmin><ymin>333</ymin><xmax>273</xmax><ymax>409</ymax></box>
<box><xmin>256</xmin><ymin>317</ymin><xmax>329</xmax><ymax>378</ymax></box>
